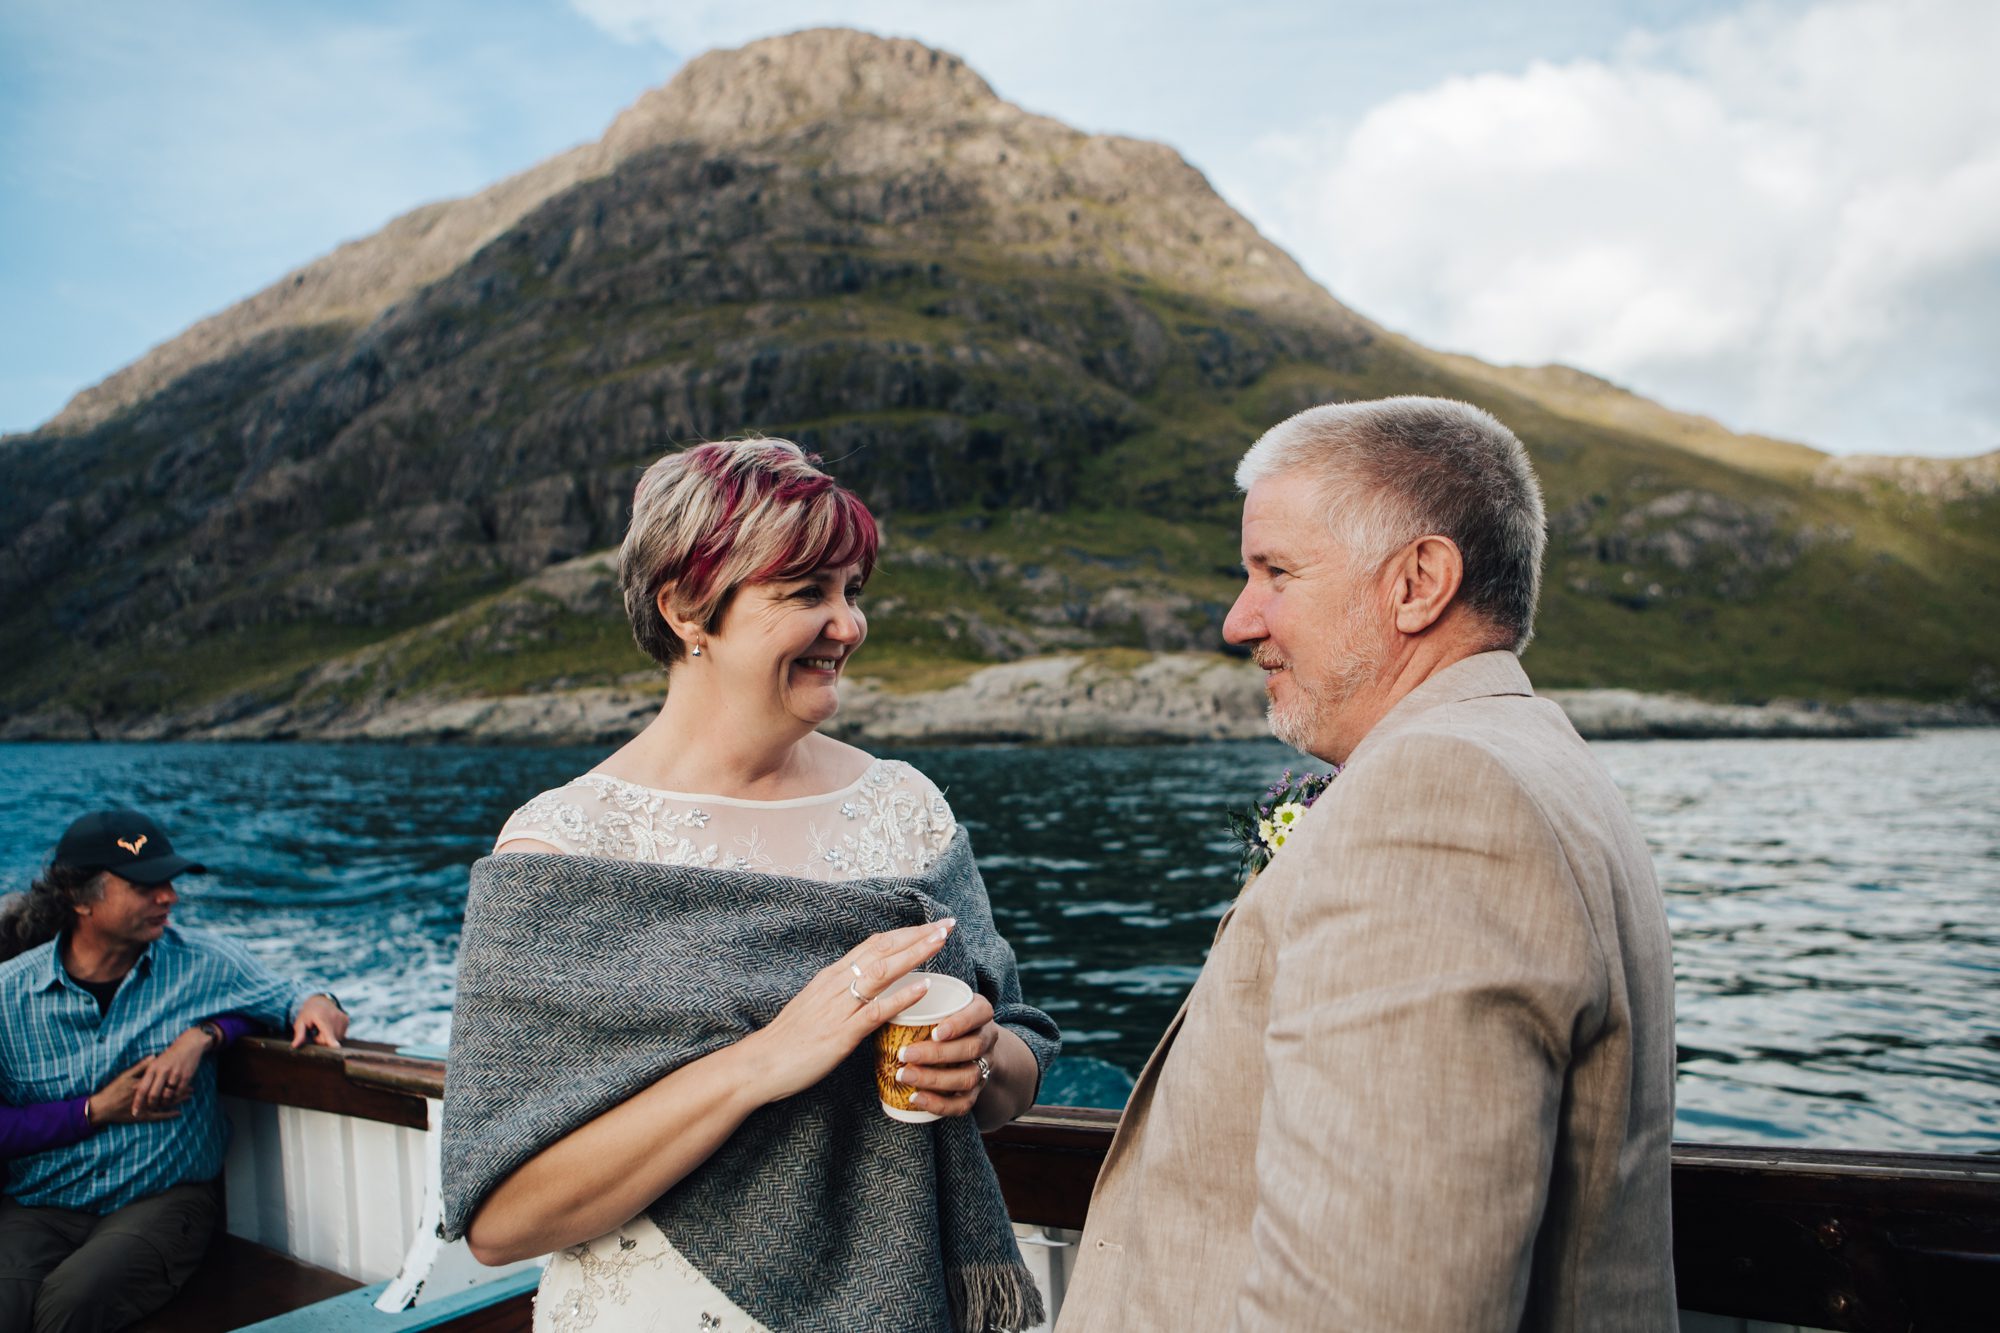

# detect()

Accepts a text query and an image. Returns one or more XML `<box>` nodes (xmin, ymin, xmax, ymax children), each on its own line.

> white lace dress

<box><xmin>493</xmin><ymin>757</ymin><xmax>958</xmax><ymax>1333</ymax></box>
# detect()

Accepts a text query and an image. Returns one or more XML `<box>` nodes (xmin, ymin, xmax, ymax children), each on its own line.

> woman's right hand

<box><xmin>89</xmin><ymin>1058</ymin><xmax>183</xmax><ymax>1126</ymax></box>
<box><xmin>738</xmin><ymin>919</ymin><xmax>956</xmax><ymax>1105</ymax></box>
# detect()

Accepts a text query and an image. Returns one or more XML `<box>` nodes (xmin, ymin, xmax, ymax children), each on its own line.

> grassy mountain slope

<box><xmin>2</xmin><ymin>29</ymin><xmax>1995</xmax><ymax>737</ymax></box>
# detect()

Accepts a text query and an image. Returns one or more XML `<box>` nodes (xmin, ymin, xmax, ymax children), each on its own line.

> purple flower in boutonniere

<box><xmin>1227</xmin><ymin>767</ymin><xmax>1339</xmax><ymax>878</ymax></box>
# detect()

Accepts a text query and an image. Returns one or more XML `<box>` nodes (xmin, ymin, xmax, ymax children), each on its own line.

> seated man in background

<box><xmin>0</xmin><ymin>810</ymin><xmax>349</xmax><ymax>1333</ymax></box>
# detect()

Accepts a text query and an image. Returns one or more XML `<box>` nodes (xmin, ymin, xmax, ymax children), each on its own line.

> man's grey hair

<box><xmin>1235</xmin><ymin>397</ymin><xmax>1547</xmax><ymax>652</ymax></box>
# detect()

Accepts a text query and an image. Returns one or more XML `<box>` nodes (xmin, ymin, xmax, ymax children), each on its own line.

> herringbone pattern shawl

<box><xmin>443</xmin><ymin>830</ymin><xmax>1058</xmax><ymax>1332</ymax></box>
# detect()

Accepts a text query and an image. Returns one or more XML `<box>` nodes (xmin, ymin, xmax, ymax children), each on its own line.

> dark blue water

<box><xmin>2</xmin><ymin>733</ymin><xmax>1996</xmax><ymax>1152</ymax></box>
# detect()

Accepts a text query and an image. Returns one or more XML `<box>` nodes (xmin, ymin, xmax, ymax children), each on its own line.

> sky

<box><xmin>2</xmin><ymin>0</ymin><xmax>1993</xmax><ymax>457</ymax></box>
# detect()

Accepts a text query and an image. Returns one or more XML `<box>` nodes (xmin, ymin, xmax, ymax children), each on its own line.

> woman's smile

<box><xmin>695</xmin><ymin>564</ymin><xmax>868</xmax><ymax>727</ymax></box>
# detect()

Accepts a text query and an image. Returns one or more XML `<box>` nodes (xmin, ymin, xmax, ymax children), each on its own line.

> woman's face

<box><xmin>704</xmin><ymin>562</ymin><xmax>868</xmax><ymax>728</ymax></box>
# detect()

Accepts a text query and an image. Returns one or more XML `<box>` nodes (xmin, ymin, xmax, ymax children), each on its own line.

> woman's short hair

<box><xmin>1235</xmin><ymin>397</ymin><xmax>1547</xmax><ymax>652</ymax></box>
<box><xmin>620</xmin><ymin>439</ymin><xmax>880</xmax><ymax>669</ymax></box>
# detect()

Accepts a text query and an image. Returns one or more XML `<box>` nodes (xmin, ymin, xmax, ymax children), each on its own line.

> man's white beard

<box><xmin>1265</xmin><ymin>617</ymin><xmax>1389</xmax><ymax>759</ymax></box>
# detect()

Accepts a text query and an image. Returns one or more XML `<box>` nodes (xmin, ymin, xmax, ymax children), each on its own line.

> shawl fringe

<box><xmin>950</xmin><ymin>1260</ymin><xmax>1050</xmax><ymax>1333</ymax></box>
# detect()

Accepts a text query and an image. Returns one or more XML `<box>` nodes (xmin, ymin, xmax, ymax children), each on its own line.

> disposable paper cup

<box><xmin>874</xmin><ymin>972</ymin><xmax>976</xmax><ymax>1123</ymax></box>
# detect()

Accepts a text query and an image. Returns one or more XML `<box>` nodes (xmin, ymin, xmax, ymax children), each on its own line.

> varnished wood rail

<box><xmin>220</xmin><ymin>1036</ymin><xmax>432</xmax><ymax>1128</ymax></box>
<box><xmin>220</xmin><ymin>1039</ymin><xmax>2000</xmax><ymax>1332</ymax></box>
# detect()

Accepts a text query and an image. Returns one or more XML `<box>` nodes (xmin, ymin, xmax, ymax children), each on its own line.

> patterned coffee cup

<box><xmin>874</xmin><ymin>972</ymin><xmax>976</xmax><ymax>1123</ymax></box>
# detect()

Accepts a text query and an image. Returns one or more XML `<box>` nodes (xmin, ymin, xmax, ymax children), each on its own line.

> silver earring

<box><xmin>690</xmin><ymin>643</ymin><xmax>702</xmax><ymax>657</ymax></box>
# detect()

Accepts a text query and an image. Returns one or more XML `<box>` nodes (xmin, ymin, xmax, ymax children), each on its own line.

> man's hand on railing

<box><xmin>292</xmin><ymin>994</ymin><xmax>349</xmax><ymax>1049</ymax></box>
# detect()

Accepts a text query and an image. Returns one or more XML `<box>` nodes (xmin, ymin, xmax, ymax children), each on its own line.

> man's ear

<box><xmin>1388</xmin><ymin>535</ymin><xmax>1465</xmax><ymax>635</ymax></box>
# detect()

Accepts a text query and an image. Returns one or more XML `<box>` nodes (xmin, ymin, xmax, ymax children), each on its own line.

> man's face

<box><xmin>1222</xmin><ymin>475</ymin><xmax>1395</xmax><ymax>761</ymax></box>
<box><xmin>77</xmin><ymin>872</ymin><xmax>177</xmax><ymax>949</ymax></box>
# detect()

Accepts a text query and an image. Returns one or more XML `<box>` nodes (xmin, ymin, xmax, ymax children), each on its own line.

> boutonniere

<box><xmin>1227</xmin><ymin>767</ymin><xmax>1339</xmax><ymax>878</ymax></box>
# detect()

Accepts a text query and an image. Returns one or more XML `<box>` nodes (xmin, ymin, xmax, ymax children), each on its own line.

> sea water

<box><xmin>1</xmin><ymin>731</ymin><xmax>1995</xmax><ymax>1153</ymax></box>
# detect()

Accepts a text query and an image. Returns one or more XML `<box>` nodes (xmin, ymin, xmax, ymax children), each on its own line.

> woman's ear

<box><xmin>655</xmin><ymin>583</ymin><xmax>705</xmax><ymax>647</ymax></box>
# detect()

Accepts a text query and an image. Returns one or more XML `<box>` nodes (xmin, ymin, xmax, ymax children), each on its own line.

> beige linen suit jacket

<box><xmin>1058</xmin><ymin>652</ymin><xmax>1677</xmax><ymax>1332</ymax></box>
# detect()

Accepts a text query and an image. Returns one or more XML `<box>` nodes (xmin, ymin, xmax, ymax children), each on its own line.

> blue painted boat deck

<box><xmin>236</xmin><ymin>1266</ymin><xmax>539</xmax><ymax>1332</ymax></box>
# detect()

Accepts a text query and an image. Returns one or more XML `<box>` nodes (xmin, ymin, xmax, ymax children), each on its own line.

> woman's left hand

<box><xmin>134</xmin><ymin>1026</ymin><xmax>213</xmax><ymax>1116</ymax></box>
<box><xmin>895</xmin><ymin>994</ymin><xmax>1000</xmax><ymax>1119</ymax></box>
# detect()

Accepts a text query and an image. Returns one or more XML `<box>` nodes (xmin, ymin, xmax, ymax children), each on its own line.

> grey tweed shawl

<box><xmin>442</xmin><ymin>829</ymin><xmax>1059</xmax><ymax>1333</ymax></box>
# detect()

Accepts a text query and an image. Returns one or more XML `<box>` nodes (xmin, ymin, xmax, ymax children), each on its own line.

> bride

<box><xmin>441</xmin><ymin>439</ymin><xmax>1058</xmax><ymax>1332</ymax></box>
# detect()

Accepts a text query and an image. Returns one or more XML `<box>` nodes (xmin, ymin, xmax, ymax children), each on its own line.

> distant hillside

<box><xmin>3</xmin><ymin>27</ymin><xmax>1996</xmax><ymax>740</ymax></box>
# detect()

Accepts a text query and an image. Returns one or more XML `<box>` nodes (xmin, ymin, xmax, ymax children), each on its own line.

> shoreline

<box><xmin>1</xmin><ymin>654</ymin><xmax>1991</xmax><ymax>747</ymax></box>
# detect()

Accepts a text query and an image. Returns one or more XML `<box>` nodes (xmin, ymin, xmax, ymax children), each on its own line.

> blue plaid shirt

<box><xmin>0</xmin><ymin>925</ymin><xmax>311</xmax><ymax>1213</ymax></box>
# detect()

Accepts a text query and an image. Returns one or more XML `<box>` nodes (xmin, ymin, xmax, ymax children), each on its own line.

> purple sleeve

<box><xmin>0</xmin><ymin>1097</ymin><xmax>91</xmax><ymax>1159</ymax></box>
<box><xmin>208</xmin><ymin>1014</ymin><xmax>259</xmax><ymax>1046</ymax></box>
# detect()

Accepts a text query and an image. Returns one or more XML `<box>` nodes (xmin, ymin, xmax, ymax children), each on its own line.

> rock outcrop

<box><xmin>4</xmin><ymin>28</ymin><xmax>1996</xmax><ymax>735</ymax></box>
<box><xmin>6</xmin><ymin>650</ymin><xmax>1974</xmax><ymax>747</ymax></box>
<box><xmin>1815</xmin><ymin>450</ymin><xmax>2000</xmax><ymax>503</ymax></box>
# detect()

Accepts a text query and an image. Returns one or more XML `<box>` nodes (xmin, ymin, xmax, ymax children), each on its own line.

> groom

<box><xmin>1058</xmin><ymin>398</ymin><xmax>1677</xmax><ymax>1331</ymax></box>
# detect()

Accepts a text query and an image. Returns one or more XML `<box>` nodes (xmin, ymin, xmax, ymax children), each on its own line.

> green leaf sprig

<box><xmin>1227</xmin><ymin>767</ymin><xmax>1338</xmax><ymax>877</ymax></box>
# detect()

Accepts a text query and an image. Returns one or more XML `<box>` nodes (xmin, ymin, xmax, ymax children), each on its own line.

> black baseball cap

<box><xmin>53</xmin><ymin>810</ymin><xmax>206</xmax><ymax>886</ymax></box>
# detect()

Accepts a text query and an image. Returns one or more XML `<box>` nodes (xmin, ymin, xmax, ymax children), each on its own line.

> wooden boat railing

<box><xmin>220</xmin><ymin>1038</ymin><xmax>2000</xmax><ymax>1333</ymax></box>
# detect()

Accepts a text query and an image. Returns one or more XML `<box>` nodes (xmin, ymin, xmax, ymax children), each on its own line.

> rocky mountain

<box><xmin>3</xmin><ymin>28</ymin><xmax>1996</xmax><ymax>740</ymax></box>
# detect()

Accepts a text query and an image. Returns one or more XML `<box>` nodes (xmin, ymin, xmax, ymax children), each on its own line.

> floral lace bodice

<box><xmin>494</xmin><ymin>757</ymin><xmax>956</xmax><ymax>880</ymax></box>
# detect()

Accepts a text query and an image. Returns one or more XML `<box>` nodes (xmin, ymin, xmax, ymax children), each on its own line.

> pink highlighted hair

<box><xmin>619</xmin><ymin>439</ymin><xmax>879</xmax><ymax>669</ymax></box>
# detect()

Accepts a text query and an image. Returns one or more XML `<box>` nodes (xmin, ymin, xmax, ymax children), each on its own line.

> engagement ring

<box><xmin>975</xmin><ymin>1055</ymin><xmax>992</xmax><ymax>1086</ymax></box>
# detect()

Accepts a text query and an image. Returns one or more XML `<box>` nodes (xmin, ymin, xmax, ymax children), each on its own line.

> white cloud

<box><xmin>1261</xmin><ymin>0</ymin><xmax>2000</xmax><ymax>456</ymax></box>
<box><xmin>568</xmin><ymin>0</ymin><xmax>2000</xmax><ymax>457</ymax></box>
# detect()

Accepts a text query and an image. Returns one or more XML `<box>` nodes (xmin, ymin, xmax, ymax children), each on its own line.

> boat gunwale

<box><xmin>218</xmin><ymin>1038</ymin><xmax>2000</xmax><ymax>1333</ymax></box>
<box><xmin>229</xmin><ymin>1039</ymin><xmax>2000</xmax><ymax>1177</ymax></box>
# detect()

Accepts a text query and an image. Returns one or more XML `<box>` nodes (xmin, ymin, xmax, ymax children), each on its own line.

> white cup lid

<box><xmin>885</xmin><ymin>972</ymin><xmax>975</xmax><ymax>1025</ymax></box>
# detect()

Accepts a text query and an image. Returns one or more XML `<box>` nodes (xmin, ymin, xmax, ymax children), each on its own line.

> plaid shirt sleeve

<box><xmin>190</xmin><ymin>932</ymin><xmax>315</xmax><ymax>1028</ymax></box>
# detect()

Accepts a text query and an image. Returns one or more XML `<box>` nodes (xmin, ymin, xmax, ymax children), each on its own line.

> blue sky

<box><xmin>3</xmin><ymin>0</ymin><xmax>1993</xmax><ymax>456</ymax></box>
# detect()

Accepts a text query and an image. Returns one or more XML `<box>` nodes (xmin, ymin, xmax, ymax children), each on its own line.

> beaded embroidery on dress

<box><xmin>501</xmin><ymin>756</ymin><xmax>957</xmax><ymax>1333</ymax></box>
<box><xmin>497</xmin><ymin>758</ymin><xmax>956</xmax><ymax>878</ymax></box>
<box><xmin>537</xmin><ymin>1215</ymin><xmax>755</xmax><ymax>1333</ymax></box>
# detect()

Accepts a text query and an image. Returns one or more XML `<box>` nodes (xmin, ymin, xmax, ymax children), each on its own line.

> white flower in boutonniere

<box><xmin>1228</xmin><ymin>770</ymin><xmax>1338</xmax><ymax>877</ymax></box>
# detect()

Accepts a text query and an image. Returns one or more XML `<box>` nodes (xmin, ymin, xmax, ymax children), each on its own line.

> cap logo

<box><xmin>117</xmin><ymin>835</ymin><xmax>148</xmax><ymax>856</ymax></box>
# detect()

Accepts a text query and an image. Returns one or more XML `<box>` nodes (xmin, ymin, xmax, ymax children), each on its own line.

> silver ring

<box><xmin>975</xmin><ymin>1055</ymin><xmax>992</xmax><ymax>1086</ymax></box>
<box><xmin>848</xmin><ymin>966</ymin><xmax>875</xmax><ymax>1004</ymax></box>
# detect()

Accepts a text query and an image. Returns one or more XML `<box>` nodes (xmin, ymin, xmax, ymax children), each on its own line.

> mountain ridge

<box><xmin>4</xmin><ymin>27</ymin><xmax>1996</xmax><ymax>740</ymax></box>
<box><xmin>32</xmin><ymin>28</ymin><xmax>1348</xmax><ymax>438</ymax></box>
<box><xmin>24</xmin><ymin>26</ymin><xmax>1990</xmax><ymax>479</ymax></box>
